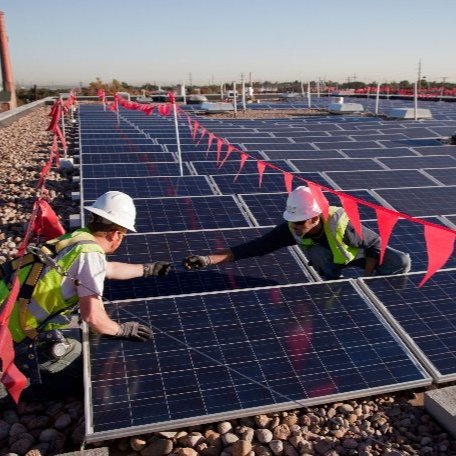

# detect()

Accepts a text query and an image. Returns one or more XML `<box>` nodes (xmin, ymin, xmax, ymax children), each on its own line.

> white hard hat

<box><xmin>283</xmin><ymin>186</ymin><xmax>322</xmax><ymax>222</ymax></box>
<box><xmin>85</xmin><ymin>191</ymin><xmax>137</xmax><ymax>232</ymax></box>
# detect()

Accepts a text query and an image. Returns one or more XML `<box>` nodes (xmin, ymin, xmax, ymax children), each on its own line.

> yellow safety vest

<box><xmin>288</xmin><ymin>206</ymin><xmax>360</xmax><ymax>265</ymax></box>
<box><xmin>0</xmin><ymin>229</ymin><xmax>104</xmax><ymax>342</ymax></box>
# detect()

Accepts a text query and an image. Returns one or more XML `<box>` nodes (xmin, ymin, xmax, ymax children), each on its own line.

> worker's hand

<box><xmin>143</xmin><ymin>262</ymin><xmax>172</xmax><ymax>277</ymax></box>
<box><xmin>182</xmin><ymin>255</ymin><xmax>211</xmax><ymax>270</ymax></box>
<box><xmin>115</xmin><ymin>322</ymin><xmax>153</xmax><ymax>342</ymax></box>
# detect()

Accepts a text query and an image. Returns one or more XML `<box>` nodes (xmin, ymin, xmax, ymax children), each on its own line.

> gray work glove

<box><xmin>115</xmin><ymin>322</ymin><xmax>153</xmax><ymax>342</ymax></box>
<box><xmin>143</xmin><ymin>261</ymin><xmax>172</xmax><ymax>277</ymax></box>
<box><xmin>182</xmin><ymin>255</ymin><xmax>211</xmax><ymax>270</ymax></box>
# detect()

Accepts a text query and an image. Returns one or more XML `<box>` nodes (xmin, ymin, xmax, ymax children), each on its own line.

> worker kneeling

<box><xmin>183</xmin><ymin>186</ymin><xmax>411</xmax><ymax>279</ymax></box>
<box><xmin>0</xmin><ymin>191</ymin><xmax>171</xmax><ymax>388</ymax></box>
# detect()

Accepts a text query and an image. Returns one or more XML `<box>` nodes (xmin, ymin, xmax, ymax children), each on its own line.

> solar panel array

<box><xmin>77</xmin><ymin>99</ymin><xmax>456</xmax><ymax>441</ymax></box>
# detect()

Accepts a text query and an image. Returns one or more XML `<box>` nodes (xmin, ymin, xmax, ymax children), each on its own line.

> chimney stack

<box><xmin>0</xmin><ymin>11</ymin><xmax>17</xmax><ymax>110</ymax></box>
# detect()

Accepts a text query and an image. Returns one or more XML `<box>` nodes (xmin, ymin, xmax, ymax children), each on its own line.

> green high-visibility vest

<box><xmin>0</xmin><ymin>229</ymin><xmax>104</xmax><ymax>343</ymax></box>
<box><xmin>288</xmin><ymin>206</ymin><xmax>360</xmax><ymax>265</ymax></box>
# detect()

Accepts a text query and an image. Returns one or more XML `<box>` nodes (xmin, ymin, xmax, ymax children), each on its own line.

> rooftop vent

<box><xmin>387</xmin><ymin>108</ymin><xmax>433</xmax><ymax>120</ymax></box>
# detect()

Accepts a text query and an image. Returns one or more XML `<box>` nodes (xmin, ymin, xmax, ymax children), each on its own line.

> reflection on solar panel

<box><xmin>326</xmin><ymin>170</ymin><xmax>438</xmax><ymax>190</ymax></box>
<box><xmin>291</xmin><ymin>158</ymin><xmax>383</xmax><ymax>172</ymax></box>
<box><xmin>360</xmin><ymin>270</ymin><xmax>456</xmax><ymax>382</ymax></box>
<box><xmin>378</xmin><ymin>155</ymin><xmax>456</xmax><ymax>170</ymax></box>
<box><xmin>364</xmin><ymin>218</ymin><xmax>456</xmax><ymax>272</ymax></box>
<box><xmin>131</xmin><ymin>196</ymin><xmax>251</xmax><ymax>233</ymax></box>
<box><xmin>103</xmin><ymin>228</ymin><xmax>312</xmax><ymax>300</ymax></box>
<box><xmin>81</xmin><ymin>162</ymin><xmax>190</xmax><ymax>178</ymax></box>
<box><xmin>211</xmin><ymin>173</ymin><xmax>330</xmax><ymax>194</ymax></box>
<box><xmin>81</xmin><ymin>176</ymin><xmax>216</xmax><ymax>201</ymax></box>
<box><xmin>373</xmin><ymin>186</ymin><xmax>456</xmax><ymax>216</ymax></box>
<box><xmin>240</xmin><ymin>190</ymin><xmax>383</xmax><ymax>227</ymax></box>
<box><xmin>422</xmin><ymin>168</ymin><xmax>456</xmax><ymax>185</ymax></box>
<box><xmin>81</xmin><ymin>152</ymin><xmax>175</xmax><ymax>164</ymax></box>
<box><xmin>86</xmin><ymin>280</ymin><xmax>429</xmax><ymax>441</ymax></box>
<box><xmin>191</xmin><ymin>160</ymin><xmax>294</xmax><ymax>175</ymax></box>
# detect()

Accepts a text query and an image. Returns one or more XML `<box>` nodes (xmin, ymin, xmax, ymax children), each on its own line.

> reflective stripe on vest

<box><xmin>288</xmin><ymin>206</ymin><xmax>360</xmax><ymax>265</ymax></box>
<box><xmin>8</xmin><ymin>228</ymin><xmax>105</xmax><ymax>342</ymax></box>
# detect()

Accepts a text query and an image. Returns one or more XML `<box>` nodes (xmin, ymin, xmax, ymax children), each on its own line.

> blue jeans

<box><xmin>305</xmin><ymin>244</ymin><xmax>411</xmax><ymax>280</ymax></box>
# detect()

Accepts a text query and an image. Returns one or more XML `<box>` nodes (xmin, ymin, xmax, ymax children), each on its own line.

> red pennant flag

<box><xmin>168</xmin><ymin>92</ymin><xmax>175</xmax><ymax>104</ymax></box>
<box><xmin>31</xmin><ymin>199</ymin><xmax>65</xmax><ymax>241</ymax></box>
<box><xmin>196</xmin><ymin>127</ymin><xmax>207</xmax><ymax>146</ymax></box>
<box><xmin>53</xmin><ymin>125</ymin><xmax>67</xmax><ymax>151</ymax></box>
<box><xmin>283</xmin><ymin>172</ymin><xmax>294</xmax><ymax>194</ymax></box>
<box><xmin>375</xmin><ymin>207</ymin><xmax>400</xmax><ymax>265</ymax></box>
<box><xmin>216</xmin><ymin>138</ymin><xmax>224</xmax><ymax>165</ymax></box>
<box><xmin>47</xmin><ymin>102</ymin><xmax>62</xmax><ymax>132</ymax></box>
<box><xmin>257</xmin><ymin>161</ymin><xmax>267</xmax><ymax>188</ymax></box>
<box><xmin>218</xmin><ymin>145</ymin><xmax>236</xmax><ymax>169</ymax></box>
<box><xmin>419</xmin><ymin>225</ymin><xmax>456</xmax><ymax>287</ymax></box>
<box><xmin>307</xmin><ymin>181</ymin><xmax>329</xmax><ymax>221</ymax></box>
<box><xmin>192</xmin><ymin>121</ymin><xmax>200</xmax><ymax>141</ymax></box>
<box><xmin>143</xmin><ymin>105</ymin><xmax>154</xmax><ymax>116</ymax></box>
<box><xmin>158</xmin><ymin>104</ymin><xmax>171</xmax><ymax>116</ymax></box>
<box><xmin>234</xmin><ymin>153</ymin><xmax>249</xmax><ymax>182</ymax></box>
<box><xmin>187</xmin><ymin>116</ymin><xmax>193</xmax><ymax>133</ymax></box>
<box><xmin>338</xmin><ymin>194</ymin><xmax>363</xmax><ymax>239</ymax></box>
<box><xmin>206</xmin><ymin>132</ymin><xmax>215</xmax><ymax>157</ymax></box>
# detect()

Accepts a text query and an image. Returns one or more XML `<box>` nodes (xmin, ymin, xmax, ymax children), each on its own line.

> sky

<box><xmin>2</xmin><ymin>0</ymin><xmax>456</xmax><ymax>87</ymax></box>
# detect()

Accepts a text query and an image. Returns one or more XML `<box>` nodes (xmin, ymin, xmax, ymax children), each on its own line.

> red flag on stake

<box><xmin>187</xmin><ymin>116</ymin><xmax>193</xmax><ymax>133</ymax></box>
<box><xmin>216</xmin><ymin>138</ymin><xmax>224</xmax><ymax>165</ymax></box>
<box><xmin>307</xmin><ymin>182</ymin><xmax>329</xmax><ymax>221</ymax></box>
<box><xmin>375</xmin><ymin>207</ymin><xmax>400</xmax><ymax>265</ymax></box>
<box><xmin>257</xmin><ymin>161</ymin><xmax>267</xmax><ymax>188</ymax></box>
<box><xmin>419</xmin><ymin>225</ymin><xmax>456</xmax><ymax>287</ymax></box>
<box><xmin>234</xmin><ymin>153</ymin><xmax>248</xmax><ymax>182</ymax></box>
<box><xmin>167</xmin><ymin>92</ymin><xmax>175</xmax><ymax>104</ymax></box>
<box><xmin>218</xmin><ymin>145</ymin><xmax>236</xmax><ymax>169</ymax></box>
<box><xmin>31</xmin><ymin>199</ymin><xmax>65</xmax><ymax>241</ymax></box>
<box><xmin>206</xmin><ymin>132</ymin><xmax>215</xmax><ymax>157</ymax></box>
<box><xmin>338</xmin><ymin>194</ymin><xmax>363</xmax><ymax>239</ymax></box>
<box><xmin>192</xmin><ymin>121</ymin><xmax>200</xmax><ymax>141</ymax></box>
<box><xmin>196</xmin><ymin>127</ymin><xmax>207</xmax><ymax>146</ymax></box>
<box><xmin>283</xmin><ymin>172</ymin><xmax>294</xmax><ymax>194</ymax></box>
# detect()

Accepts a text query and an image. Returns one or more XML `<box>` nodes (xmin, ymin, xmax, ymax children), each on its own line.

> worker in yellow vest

<box><xmin>0</xmin><ymin>191</ymin><xmax>171</xmax><ymax>385</ymax></box>
<box><xmin>183</xmin><ymin>186</ymin><xmax>411</xmax><ymax>279</ymax></box>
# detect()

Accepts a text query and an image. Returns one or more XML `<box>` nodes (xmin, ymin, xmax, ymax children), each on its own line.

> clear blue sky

<box><xmin>2</xmin><ymin>0</ymin><xmax>456</xmax><ymax>87</ymax></box>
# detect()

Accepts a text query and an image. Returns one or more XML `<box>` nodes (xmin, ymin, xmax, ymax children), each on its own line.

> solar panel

<box><xmin>80</xmin><ymin>144</ymin><xmax>165</xmax><ymax>154</ymax></box>
<box><xmin>422</xmin><ymin>168</ymin><xmax>456</xmax><ymax>185</ymax></box>
<box><xmin>81</xmin><ymin>176</ymin><xmax>216</xmax><ymax>201</ymax></box>
<box><xmin>341</xmin><ymin>148</ymin><xmax>419</xmax><ymax>159</ymax></box>
<box><xmin>191</xmin><ymin>160</ymin><xmax>294</xmax><ymax>175</ymax></box>
<box><xmin>211</xmin><ymin>172</ymin><xmax>330</xmax><ymax>194</ymax></box>
<box><xmin>326</xmin><ymin>170</ymin><xmax>438</xmax><ymax>190</ymax></box>
<box><xmin>413</xmin><ymin>145</ymin><xmax>456</xmax><ymax>156</ymax></box>
<box><xmin>103</xmin><ymin>228</ymin><xmax>313</xmax><ymax>300</ymax></box>
<box><xmin>291</xmin><ymin>158</ymin><xmax>383</xmax><ymax>173</ymax></box>
<box><xmin>360</xmin><ymin>270</ymin><xmax>456</xmax><ymax>382</ymax></box>
<box><xmin>80</xmin><ymin>152</ymin><xmax>175</xmax><ymax>164</ymax></box>
<box><xmin>313</xmin><ymin>141</ymin><xmax>380</xmax><ymax>151</ymax></box>
<box><xmin>81</xmin><ymin>162</ymin><xmax>190</xmax><ymax>178</ymax></box>
<box><xmin>377</xmin><ymin>139</ymin><xmax>442</xmax><ymax>149</ymax></box>
<box><xmin>125</xmin><ymin>196</ymin><xmax>252</xmax><ymax>233</ymax></box>
<box><xmin>262</xmin><ymin>150</ymin><xmax>344</xmax><ymax>160</ymax></box>
<box><xmin>443</xmin><ymin>215</ymin><xmax>456</xmax><ymax>227</ymax></box>
<box><xmin>378</xmin><ymin>155</ymin><xmax>456</xmax><ymax>170</ymax></box>
<box><xmin>240</xmin><ymin>190</ymin><xmax>383</xmax><ymax>227</ymax></box>
<box><xmin>373</xmin><ymin>186</ymin><xmax>456</xmax><ymax>216</ymax></box>
<box><xmin>80</xmin><ymin>138</ymin><xmax>155</xmax><ymax>146</ymax></box>
<box><xmin>179</xmin><ymin>150</ymin><xmax>265</xmax><ymax>161</ymax></box>
<box><xmin>86</xmin><ymin>280</ymin><xmax>429</xmax><ymax>441</ymax></box>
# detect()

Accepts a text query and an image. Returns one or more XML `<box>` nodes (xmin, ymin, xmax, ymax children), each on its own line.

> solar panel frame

<box><xmin>84</xmin><ymin>279</ymin><xmax>430</xmax><ymax>442</ymax></box>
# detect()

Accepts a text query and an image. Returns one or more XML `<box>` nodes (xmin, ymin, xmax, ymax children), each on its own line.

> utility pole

<box><xmin>417</xmin><ymin>59</ymin><xmax>422</xmax><ymax>91</ymax></box>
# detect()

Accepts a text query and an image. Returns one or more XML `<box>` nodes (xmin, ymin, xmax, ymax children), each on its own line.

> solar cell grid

<box><xmin>325</xmin><ymin>170</ymin><xmax>438</xmax><ymax>190</ymax></box>
<box><xmin>373</xmin><ymin>186</ymin><xmax>456</xmax><ymax>216</ymax></box>
<box><xmin>361</xmin><ymin>270</ymin><xmax>456</xmax><ymax>382</ymax></box>
<box><xmin>377</xmin><ymin>139</ymin><xmax>442</xmax><ymax>149</ymax></box>
<box><xmin>291</xmin><ymin>158</ymin><xmax>383</xmax><ymax>173</ymax></box>
<box><xmin>81</xmin><ymin>162</ymin><xmax>190</xmax><ymax>178</ymax></box>
<box><xmin>81</xmin><ymin>138</ymin><xmax>154</xmax><ymax>146</ymax></box>
<box><xmin>81</xmin><ymin>176</ymin><xmax>216</xmax><ymax>200</ymax></box>
<box><xmin>377</xmin><ymin>155</ymin><xmax>456</xmax><ymax>170</ymax></box>
<box><xmin>131</xmin><ymin>196</ymin><xmax>251</xmax><ymax>233</ymax></box>
<box><xmin>422</xmin><ymin>168</ymin><xmax>456</xmax><ymax>185</ymax></box>
<box><xmin>413</xmin><ymin>145</ymin><xmax>456</xmax><ymax>156</ymax></box>
<box><xmin>80</xmin><ymin>144</ymin><xmax>165</xmax><ymax>153</ymax></box>
<box><xmin>212</xmin><ymin>172</ymin><xmax>330</xmax><ymax>194</ymax></box>
<box><xmin>262</xmin><ymin>150</ymin><xmax>344</xmax><ymax>160</ymax></box>
<box><xmin>87</xmin><ymin>280</ymin><xmax>429</xmax><ymax>440</ymax></box>
<box><xmin>341</xmin><ymin>148</ymin><xmax>419</xmax><ymax>159</ymax></box>
<box><xmin>103</xmin><ymin>228</ymin><xmax>312</xmax><ymax>300</ymax></box>
<box><xmin>81</xmin><ymin>152</ymin><xmax>175</xmax><ymax>164</ymax></box>
<box><xmin>191</xmin><ymin>160</ymin><xmax>294</xmax><ymax>175</ymax></box>
<box><xmin>313</xmin><ymin>141</ymin><xmax>380</xmax><ymax>151</ymax></box>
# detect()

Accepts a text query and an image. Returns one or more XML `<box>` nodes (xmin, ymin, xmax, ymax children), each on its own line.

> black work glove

<box><xmin>182</xmin><ymin>255</ymin><xmax>211</xmax><ymax>270</ymax></box>
<box><xmin>115</xmin><ymin>322</ymin><xmax>153</xmax><ymax>342</ymax></box>
<box><xmin>143</xmin><ymin>261</ymin><xmax>172</xmax><ymax>277</ymax></box>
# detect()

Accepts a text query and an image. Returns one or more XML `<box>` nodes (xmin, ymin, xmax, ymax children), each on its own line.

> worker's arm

<box><xmin>79</xmin><ymin>294</ymin><xmax>120</xmax><ymax>335</ymax></box>
<box><xmin>183</xmin><ymin>223</ymin><xmax>295</xmax><ymax>270</ymax></box>
<box><xmin>79</xmin><ymin>295</ymin><xmax>153</xmax><ymax>341</ymax></box>
<box><xmin>106</xmin><ymin>261</ymin><xmax>171</xmax><ymax>279</ymax></box>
